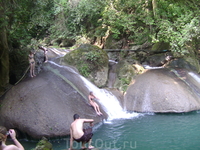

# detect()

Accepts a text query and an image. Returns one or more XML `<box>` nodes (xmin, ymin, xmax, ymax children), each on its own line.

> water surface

<box><xmin>22</xmin><ymin>111</ymin><xmax>200</xmax><ymax>150</ymax></box>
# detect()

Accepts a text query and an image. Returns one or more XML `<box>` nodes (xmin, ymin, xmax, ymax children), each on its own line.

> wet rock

<box><xmin>0</xmin><ymin>62</ymin><xmax>104</xmax><ymax>139</ymax></box>
<box><xmin>113</xmin><ymin>61</ymin><xmax>138</xmax><ymax>92</ymax></box>
<box><xmin>145</xmin><ymin>53</ymin><xmax>173</xmax><ymax>67</ymax></box>
<box><xmin>124</xmin><ymin>68</ymin><xmax>200</xmax><ymax>113</ymax></box>
<box><xmin>169</xmin><ymin>58</ymin><xmax>199</xmax><ymax>72</ymax></box>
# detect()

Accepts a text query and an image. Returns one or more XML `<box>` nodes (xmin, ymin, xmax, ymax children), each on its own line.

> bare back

<box><xmin>70</xmin><ymin>118</ymin><xmax>93</xmax><ymax>139</ymax></box>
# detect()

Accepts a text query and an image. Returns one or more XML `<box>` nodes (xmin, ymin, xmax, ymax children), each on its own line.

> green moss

<box><xmin>152</xmin><ymin>42</ymin><xmax>170</xmax><ymax>52</ymax></box>
<box><xmin>115</xmin><ymin>61</ymin><xmax>136</xmax><ymax>92</ymax></box>
<box><xmin>33</xmin><ymin>137</ymin><xmax>53</xmax><ymax>150</ymax></box>
<box><xmin>63</xmin><ymin>44</ymin><xmax>108</xmax><ymax>77</ymax></box>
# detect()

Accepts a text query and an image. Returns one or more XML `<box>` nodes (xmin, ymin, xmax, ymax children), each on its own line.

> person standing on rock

<box><xmin>38</xmin><ymin>46</ymin><xmax>48</xmax><ymax>63</ymax></box>
<box><xmin>28</xmin><ymin>50</ymin><xmax>36</xmax><ymax>78</ymax></box>
<box><xmin>0</xmin><ymin>126</ymin><xmax>24</xmax><ymax>150</ymax></box>
<box><xmin>69</xmin><ymin>114</ymin><xmax>94</xmax><ymax>150</ymax></box>
<box><xmin>88</xmin><ymin>91</ymin><xmax>103</xmax><ymax>116</ymax></box>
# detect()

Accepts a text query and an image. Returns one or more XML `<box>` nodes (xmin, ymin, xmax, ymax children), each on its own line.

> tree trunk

<box><xmin>0</xmin><ymin>2</ymin><xmax>9</xmax><ymax>94</ymax></box>
<box><xmin>152</xmin><ymin>0</ymin><xmax>157</xmax><ymax>17</ymax></box>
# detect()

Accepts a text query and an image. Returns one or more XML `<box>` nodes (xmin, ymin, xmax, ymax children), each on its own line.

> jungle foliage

<box><xmin>1</xmin><ymin>0</ymin><xmax>200</xmax><ymax>53</ymax></box>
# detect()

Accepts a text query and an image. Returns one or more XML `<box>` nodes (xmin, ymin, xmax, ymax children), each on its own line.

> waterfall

<box><xmin>49</xmin><ymin>61</ymin><xmax>139</xmax><ymax>120</ymax></box>
<box><xmin>141</xmin><ymin>87</ymin><xmax>153</xmax><ymax>112</ymax></box>
<box><xmin>80</xmin><ymin>77</ymin><xmax>139</xmax><ymax>120</ymax></box>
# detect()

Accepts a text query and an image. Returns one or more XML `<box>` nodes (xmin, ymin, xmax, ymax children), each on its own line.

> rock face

<box><xmin>113</xmin><ymin>61</ymin><xmax>137</xmax><ymax>92</ymax></box>
<box><xmin>63</xmin><ymin>44</ymin><xmax>109</xmax><ymax>87</ymax></box>
<box><xmin>0</xmin><ymin>62</ymin><xmax>104</xmax><ymax>139</ymax></box>
<box><xmin>124</xmin><ymin>68</ymin><xmax>200</xmax><ymax>113</ymax></box>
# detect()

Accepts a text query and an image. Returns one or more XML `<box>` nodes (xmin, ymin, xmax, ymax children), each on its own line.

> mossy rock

<box><xmin>63</xmin><ymin>44</ymin><xmax>109</xmax><ymax>86</ymax></box>
<box><xmin>152</xmin><ymin>42</ymin><xmax>170</xmax><ymax>52</ymax></box>
<box><xmin>33</xmin><ymin>137</ymin><xmax>53</xmax><ymax>150</ymax></box>
<box><xmin>114</xmin><ymin>61</ymin><xmax>136</xmax><ymax>92</ymax></box>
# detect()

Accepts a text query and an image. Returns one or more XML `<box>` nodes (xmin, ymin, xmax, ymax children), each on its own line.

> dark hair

<box><xmin>73</xmin><ymin>114</ymin><xmax>80</xmax><ymax>120</ymax></box>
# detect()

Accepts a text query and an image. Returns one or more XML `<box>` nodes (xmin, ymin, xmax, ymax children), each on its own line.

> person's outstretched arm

<box><xmin>83</xmin><ymin>119</ymin><xmax>94</xmax><ymax>123</ymax></box>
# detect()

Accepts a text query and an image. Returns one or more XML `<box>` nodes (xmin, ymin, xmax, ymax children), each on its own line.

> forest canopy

<box><xmin>1</xmin><ymin>0</ymin><xmax>199</xmax><ymax>53</ymax></box>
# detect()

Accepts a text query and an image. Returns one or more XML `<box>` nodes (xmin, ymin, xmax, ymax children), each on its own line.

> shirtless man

<box><xmin>0</xmin><ymin>126</ymin><xmax>24</xmax><ymax>150</ymax></box>
<box><xmin>69</xmin><ymin>114</ymin><xmax>94</xmax><ymax>150</ymax></box>
<box><xmin>88</xmin><ymin>92</ymin><xmax>103</xmax><ymax>116</ymax></box>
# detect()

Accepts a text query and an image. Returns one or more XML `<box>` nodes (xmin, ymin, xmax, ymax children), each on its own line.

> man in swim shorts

<box><xmin>69</xmin><ymin>114</ymin><xmax>94</xmax><ymax>150</ymax></box>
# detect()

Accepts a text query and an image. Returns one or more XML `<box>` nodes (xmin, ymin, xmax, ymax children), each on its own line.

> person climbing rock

<box><xmin>88</xmin><ymin>91</ymin><xmax>103</xmax><ymax>116</ymax></box>
<box><xmin>69</xmin><ymin>114</ymin><xmax>94</xmax><ymax>150</ymax></box>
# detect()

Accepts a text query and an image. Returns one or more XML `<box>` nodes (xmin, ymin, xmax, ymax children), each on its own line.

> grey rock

<box><xmin>124</xmin><ymin>68</ymin><xmax>200</xmax><ymax>113</ymax></box>
<box><xmin>0</xmin><ymin>62</ymin><xmax>104</xmax><ymax>139</ymax></box>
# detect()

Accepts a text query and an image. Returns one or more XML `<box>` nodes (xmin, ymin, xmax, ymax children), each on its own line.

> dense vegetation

<box><xmin>1</xmin><ymin>0</ymin><xmax>200</xmax><ymax>52</ymax></box>
<box><xmin>0</xmin><ymin>0</ymin><xmax>200</xmax><ymax>91</ymax></box>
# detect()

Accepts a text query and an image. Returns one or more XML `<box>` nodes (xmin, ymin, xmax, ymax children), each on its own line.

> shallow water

<box><xmin>20</xmin><ymin>111</ymin><xmax>200</xmax><ymax>150</ymax></box>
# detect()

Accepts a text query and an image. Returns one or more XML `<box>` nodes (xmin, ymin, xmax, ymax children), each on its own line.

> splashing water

<box><xmin>80</xmin><ymin>77</ymin><xmax>139</xmax><ymax>120</ymax></box>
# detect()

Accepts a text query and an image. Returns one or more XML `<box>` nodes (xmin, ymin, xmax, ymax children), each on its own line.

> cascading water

<box><xmin>141</xmin><ymin>87</ymin><xmax>153</xmax><ymax>112</ymax></box>
<box><xmin>80</xmin><ymin>77</ymin><xmax>139</xmax><ymax>120</ymax></box>
<box><xmin>49</xmin><ymin>61</ymin><xmax>139</xmax><ymax>120</ymax></box>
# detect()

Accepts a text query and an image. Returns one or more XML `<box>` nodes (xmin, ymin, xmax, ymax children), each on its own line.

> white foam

<box><xmin>143</xmin><ymin>65</ymin><xmax>163</xmax><ymax>69</ymax></box>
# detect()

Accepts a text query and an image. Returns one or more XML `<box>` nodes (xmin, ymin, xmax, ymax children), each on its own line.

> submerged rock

<box><xmin>124</xmin><ymin>68</ymin><xmax>200</xmax><ymax>113</ymax></box>
<box><xmin>33</xmin><ymin>137</ymin><xmax>53</xmax><ymax>150</ymax></box>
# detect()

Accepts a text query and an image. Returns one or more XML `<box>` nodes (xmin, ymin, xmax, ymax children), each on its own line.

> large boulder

<box><xmin>169</xmin><ymin>58</ymin><xmax>199</xmax><ymax>73</ymax></box>
<box><xmin>62</xmin><ymin>44</ymin><xmax>109</xmax><ymax>87</ymax></box>
<box><xmin>107</xmin><ymin>60</ymin><xmax>144</xmax><ymax>92</ymax></box>
<box><xmin>124</xmin><ymin>68</ymin><xmax>200</xmax><ymax>113</ymax></box>
<box><xmin>0</xmin><ymin>62</ymin><xmax>104</xmax><ymax>139</ymax></box>
<box><xmin>113</xmin><ymin>61</ymin><xmax>137</xmax><ymax>92</ymax></box>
